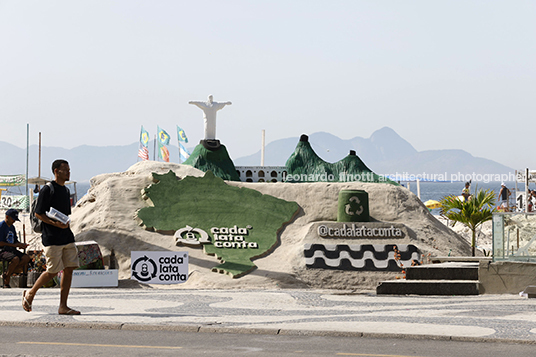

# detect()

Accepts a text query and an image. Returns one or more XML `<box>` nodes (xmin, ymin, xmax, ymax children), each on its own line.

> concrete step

<box><xmin>376</xmin><ymin>279</ymin><xmax>480</xmax><ymax>295</ymax></box>
<box><xmin>406</xmin><ymin>262</ymin><xmax>479</xmax><ymax>281</ymax></box>
<box><xmin>431</xmin><ymin>256</ymin><xmax>492</xmax><ymax>263</ymax></box>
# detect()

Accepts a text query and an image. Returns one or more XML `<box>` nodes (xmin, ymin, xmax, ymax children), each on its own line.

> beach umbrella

<box><xmin>424</xmin><ymin>199</ymin><xmax>441</xmax><ymax>209</ymax></box>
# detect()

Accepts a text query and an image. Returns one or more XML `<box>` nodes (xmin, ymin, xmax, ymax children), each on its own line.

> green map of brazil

<box><xmin>137</xmin><ymin>171</ymin><xmax>299</xmax><ymax>278</ymax></box>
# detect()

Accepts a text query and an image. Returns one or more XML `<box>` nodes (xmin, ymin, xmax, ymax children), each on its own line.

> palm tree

<box><xmin>440</xmin><ymin>188</ymin><xmax>496</xmax><ymax>256</ymax></box>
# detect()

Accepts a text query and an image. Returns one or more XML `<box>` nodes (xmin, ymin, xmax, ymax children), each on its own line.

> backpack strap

<box><xmin>47</xmin><ymin>181</ymin><xmax>68</xmax><ymax>196</ymax></box>
<box><xmin>46</xmin><ymin>181</ymin><xmax>54</xmax><ymax>195</ymax></box>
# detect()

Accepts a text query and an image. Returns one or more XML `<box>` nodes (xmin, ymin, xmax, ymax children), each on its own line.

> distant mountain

<box><xmin>234</xmin><ymin>127</ymin><xmax>513</xmax><ymax>179</ymax></box>
<box><xmin>1</xmin><ymin>140</ymin><xmax>195</xmax><ymax>183</ymax></box>
<box><xmin>1</xmin><ymin>127</ymin><xmax>513</xmax><ymax>183</ymax></box>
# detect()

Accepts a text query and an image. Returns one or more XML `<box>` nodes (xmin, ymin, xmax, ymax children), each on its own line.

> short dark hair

<box><xmin>52</xmin><ymin>159</ymin><xmax>69</xmax><ymax>174</ymax></box>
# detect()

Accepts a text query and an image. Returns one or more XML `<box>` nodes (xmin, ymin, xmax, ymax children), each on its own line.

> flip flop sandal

<box><xmin>59</xmin><ymin>309</ymin><xmax>81</xmax><ymax>315</ymax></box>
<box><xmin>22</xmin><ymin>290</ymin><xmax>32</xmax><ymax>312</ymax></box>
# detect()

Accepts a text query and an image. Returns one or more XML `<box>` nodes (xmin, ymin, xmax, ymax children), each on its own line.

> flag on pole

<box><xmin>177</xmin><ymin>125</ymin><xmax>188</xmax><ymax>143</ymax></box>
<box><xmin>139</xmin><ymin>146</ymin><xmax>149</xmax><ymax>161</ymax></box>
<box><xmin>140</xmin><ymin>126</ymin><xmax>150</xmax><ymax>147</ymax></box>
<box><xmin>177</xmin><ymin>125</ymin><xmax>190</xmax><ymax>163</ymax></box>
<box><xmin>138</xmin><ymin>126</ymin><xmax>150</xmax><ymax>161</ymax></box>
<box><xmin>157</xmin><ymin>126</ymin><xmax>171</xmax><ymax>162</ymax></box>
<box><xmin>159</xmin><ymin>145</ymin><xmax>170</xmax><ymax>162</ymax></box>
<box><xmin>178</xmin><ymin>142</ymin><xmax>191</xmax><ymax>162</ymax></box>
<box><xmin>158</xmin><ymin>126</ymin><xmax>170</xmax><ymax>145</ymax></box>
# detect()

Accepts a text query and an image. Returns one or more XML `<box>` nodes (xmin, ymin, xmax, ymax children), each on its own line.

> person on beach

<box><xmin>527</xmin><ymin>189</ymin><xmax>536</xmax><ymax>212</ymax></box>
<box><xmin>461</xmin><ymin>182</ymin><xmax>471</xmax><ymax>202</ymax></box>
<box><xmin>0</xmin><ymin>209</ymin><xmax>30</xmax><ymax>287</ymax></box>
<box><xmin>498</xmin><ymin>182</ymin><xmax>511</xmax><ymax>211</ymax></box>
<box><xmin>22</xmin><ymin>159</ymin><xmax>80</xmax><ymax>315</ymax></box>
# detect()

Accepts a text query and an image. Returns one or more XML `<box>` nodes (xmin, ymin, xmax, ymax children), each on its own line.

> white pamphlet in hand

<box><xmin>46</xmin><ymin>207</ymin><xmax>71</xmax><ymax>225</ymax></box>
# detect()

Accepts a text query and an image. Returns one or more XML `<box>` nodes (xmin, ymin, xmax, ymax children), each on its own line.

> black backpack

<box><xmin>30</xmin><ymin>182</ymin><xmax>54</xmax><ymax>233</ymax></box>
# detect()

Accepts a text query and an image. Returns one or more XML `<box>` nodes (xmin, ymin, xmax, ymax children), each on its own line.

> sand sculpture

<box><xmin>69</xmin><ymin>160</ymin><xmax>471</xmax><ymax>290</ymax></box>
<box><xmin>62</xmin><ymin>108</ymin><xmax>471</xmax><ymax>289</ymax></box>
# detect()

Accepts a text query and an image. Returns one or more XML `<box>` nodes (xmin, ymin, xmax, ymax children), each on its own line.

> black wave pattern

<box><xmin>304</xmin><ymin>244</ymin><xmax>421</xmax><ymax>271</ymax></box>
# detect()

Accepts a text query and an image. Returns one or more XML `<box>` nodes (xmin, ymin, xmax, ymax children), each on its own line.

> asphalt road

<box><xmin>3</xmin><ymin>285</ymin><xmax>536</xmax><ymax>357</ymax></box>
<box><xmin>2</xmin><ymin>326</ymin><xmax>536</xmax><ymax>357</ymax></box>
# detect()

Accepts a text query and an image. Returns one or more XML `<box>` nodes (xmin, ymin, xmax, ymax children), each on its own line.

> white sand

<box><xmin>12</xmin><ymin>161</ymin><xmax>474</xmax><ymax>290</ymax></box>
<box><xmin>435</xmin><ymin>216</ymin><xmax>493</xmax><ymax>256</ymax></box>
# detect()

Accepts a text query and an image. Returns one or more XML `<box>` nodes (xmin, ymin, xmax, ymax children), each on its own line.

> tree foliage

<box><xmin>440</xmin><ymin>188</ymin><xmax>496</xmax><ymax>256</ymax></box>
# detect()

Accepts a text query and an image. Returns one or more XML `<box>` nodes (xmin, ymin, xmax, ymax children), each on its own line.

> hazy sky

<box><xmin>1</xmin><ymin>1</ymin><xmax>535</xmax><ymax>170</ymax></box>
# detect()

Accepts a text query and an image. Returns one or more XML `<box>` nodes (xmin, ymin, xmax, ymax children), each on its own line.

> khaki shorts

<box><xmin>44</xmin><ymin>243</ymin><xmax>79</xmax><ymax>274</ymax></box>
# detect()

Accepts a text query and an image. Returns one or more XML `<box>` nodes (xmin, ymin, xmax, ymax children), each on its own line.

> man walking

<box><xmin>0</xmin><ymin>209</ymin><xmax>30</xmax><ymax>287</ymax></box>
<box><xmin>22</xmin><ymin>159</ymin><xmax>80</xmax><ymax>315</ymax></box>
<box><xmin>498</xmin><ymin>182</ymin><xmax>511</xmax><ymax>212</ymax></box>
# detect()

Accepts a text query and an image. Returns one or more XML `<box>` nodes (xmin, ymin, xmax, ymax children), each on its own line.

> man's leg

<box><xmin>16</xmin><ymin>255</ymin><xmax>31</xmax><ymax>275</ymax></box>
<box><xmin>58</xmin><ymin>243</ymin><xmax>80</xmax><ymax>315</ymax></box>
<box><xmin>27</xmin><ymin>271</ymin><xmax>57</xmax><ymax>296</ymax></box>
<box><xmin>24</xmin><ymin>245</ymin><xmax>62</xmax><ymax>311</ymax></box>
<box><xmin>20</xmin><ymin>254</ymin><xmax>31</xmax><ymax>275</ymax></box>
<box><xmin>59</xmin><ymin>266</ymin><xmax>79</xmax><ymax>314</ymax></box>
<box><xmin>23</xmin><ymin>271</ymin><xmax>58</xmax><ymax>311</ymax></box>
<box><xmin>4</xmin><ymin>256</ymin><xmax>20</xmax><ymax>286</ymax></box>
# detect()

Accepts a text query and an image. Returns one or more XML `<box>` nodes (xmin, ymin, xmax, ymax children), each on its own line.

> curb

<box><xmin>2</xmin><ymin>320</ymin><xmax>536</xmax><ymax>345</ymax></box>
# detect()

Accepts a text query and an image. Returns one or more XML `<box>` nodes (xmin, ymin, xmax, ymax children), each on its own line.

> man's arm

<box><xmin>0</xmin><ymin>241</ymin><xmax>28</xmax><ymax>249</ymax></box>
<box><xmin>35</xmin><ymin>213</ymin><xmax>69</xmax><ymax>229</ymax></box>
<box><xmin>34</xmin><ymin>184</ymin><xmax>68</xmax><ymax>228</ymax></box>
<box><xmin>0</xmin><ymin>230</ymin><xmax>28</xmax><ymax>249</ymax></box>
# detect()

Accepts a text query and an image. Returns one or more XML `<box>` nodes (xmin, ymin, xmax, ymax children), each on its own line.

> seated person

<box><xmin>461</xmin><ymin>182</ymin><xmax>471</xmax><ymax>202</ymax></box>
<box><xmin>0</xmin><ymin>209</ymin><xmax>30</xmax><ymax>287</ymax></box>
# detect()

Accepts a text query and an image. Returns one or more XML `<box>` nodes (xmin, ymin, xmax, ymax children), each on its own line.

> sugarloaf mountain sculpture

<box><xmin>285</xmin><ymin>134</ymin><xmax>398</xmax><ymax>184</ymax></box>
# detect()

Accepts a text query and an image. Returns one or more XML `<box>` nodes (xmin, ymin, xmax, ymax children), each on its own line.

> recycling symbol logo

<box><xmin>345</xmin><ymin>196</ymin><xmax>364</xmax><ymax>216</ymax></box>
<box><xmin>174</xmin><ymin>226</ymin><xmax>210</xmax><ymax>247</ymax></box>
<box><xmin>132</xmin><ymin>255</ymin><xmax>158</xmax><ymax>282</ymax></box>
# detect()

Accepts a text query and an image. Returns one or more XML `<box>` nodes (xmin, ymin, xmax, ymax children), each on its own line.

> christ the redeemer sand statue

<box><xmin>189</xmin><ymin>95</ymin><xmax>232</xmax><ymax>140</ymax></box>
